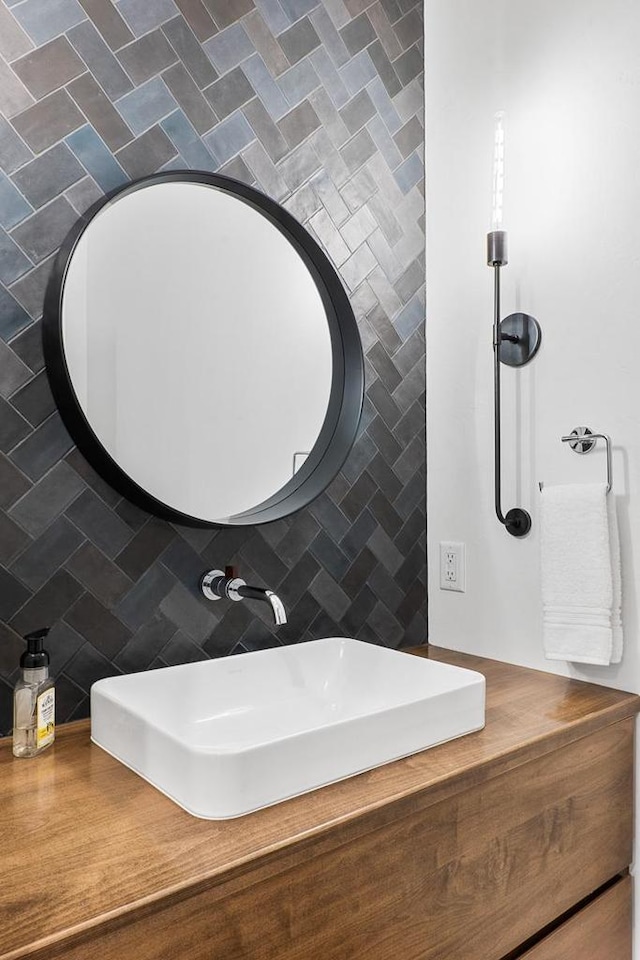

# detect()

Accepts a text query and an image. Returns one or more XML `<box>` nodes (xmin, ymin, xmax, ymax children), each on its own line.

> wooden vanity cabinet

<box><xmin>0</xmin><ymin>648</ymin><xmax>637</xmax><ymax>960</ymax></box>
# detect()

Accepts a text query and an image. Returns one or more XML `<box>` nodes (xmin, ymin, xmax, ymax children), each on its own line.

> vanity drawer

<box><xmin>33</xmin><ymin>718</ymin><xmax>633</xmax><ymax>960</ymax></box>
<box><xmin>514</xmin><ymin>875</ymin><xmax>631</xmax><ymax>960</ymax></box>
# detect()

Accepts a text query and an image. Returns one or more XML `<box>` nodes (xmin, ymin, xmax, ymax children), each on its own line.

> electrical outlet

<box><xmin>439</xmin><ymin>542</ymin><xmax>466</xmax><ymax>592</ymax></box>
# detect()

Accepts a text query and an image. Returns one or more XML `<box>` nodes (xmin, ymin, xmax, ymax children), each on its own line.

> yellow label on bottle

<box><xmin>36</xmin><ymin>688</ymin><xmax>55</xmax><ymax>748</ymax></box>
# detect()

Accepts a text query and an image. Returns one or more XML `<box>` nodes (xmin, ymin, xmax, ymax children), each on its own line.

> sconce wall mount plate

<box><xmin>498</xmin><ymin>313</ymin><xmax>542</xmax><ymax>367</ymax></box>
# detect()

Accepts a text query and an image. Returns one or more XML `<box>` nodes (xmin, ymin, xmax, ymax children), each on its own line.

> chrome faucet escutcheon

<box><xmin>200</xmin><ymin>567</ymin><xmax>287</xmax><ymax>625</ymax></box>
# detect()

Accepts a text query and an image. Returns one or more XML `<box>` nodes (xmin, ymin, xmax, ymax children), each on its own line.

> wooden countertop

<box><xmin>1</xmin><ymin>646</ymin><xmax>638</xmax><ymax>960</ymax></box>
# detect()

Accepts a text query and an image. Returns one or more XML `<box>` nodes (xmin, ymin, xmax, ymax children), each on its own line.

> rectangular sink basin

<box><xmin>91</xmin><ymin>637</ymin><xmax>485</xmax><ymax>819</ymax></box>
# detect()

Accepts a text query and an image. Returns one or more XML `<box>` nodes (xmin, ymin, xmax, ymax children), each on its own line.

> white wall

<box><xmin>426</xmin><ymin>0</ymin><xmax>640</xmax><ymax>949</ymax></box>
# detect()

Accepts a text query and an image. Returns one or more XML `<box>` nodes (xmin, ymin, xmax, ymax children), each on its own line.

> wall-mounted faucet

<box><xmin>200</xmin><ymin>567</ymin><xmax>287</xmax><ymax>626</ymax></box>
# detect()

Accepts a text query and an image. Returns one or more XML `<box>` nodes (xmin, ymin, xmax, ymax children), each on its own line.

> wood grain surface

<box><xmin>0</xmin><ymin>647</ymin><xmax>637</xmax><ymax>959</ymax></box>
<box><xmin>517</xmin><ymin>876</ymin><xmax>632</xmax><ymax>960</ymax></box>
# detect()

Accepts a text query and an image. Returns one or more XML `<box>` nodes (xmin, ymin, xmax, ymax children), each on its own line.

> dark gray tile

<box><xmin>10</xmin><ymin>0</ymin><xmax>86</xmax><ymax>46</ymax></box>
<box><xmin>341</xmin><ymin>583</ymin><xmax>377</xmax><ymax>634</ymax></box>
<box><xmin>117</xmin><ymin>0</ymin><xmax>179</xmax><ymax>36</ymax></box>
<box><xmin>393</xmin><ymin>43</ymin><xmax>422</xmax><ymax>86</ymax></box>
<box><xmin>0</xmin><ymin>512</ymin><xmax>30</xmax><ymax>566</ymax></box>
<box><xmin>202</xmin><ymin>0</ymin><xmax>254</xmax><ymax>29</ymax></box>
<box><xmin>159</xmin><ymin>582</ymin><xmax>217</xmax><ymax>641</ymax></box>
<box><xmin>77</xmin><ymin>0</ymin><xmax>134</xmax><ymax>49</ymax></box>
<box><xmin>65</xmin><ymin>541</ymin><xmax>132</xmax><ymax>605</ymax></box>
<box><xmin>10</xmin><ymin>196</ymin><xmax>78</xmax><ymax>264</ymax></box>
<box><xmin>204</xmin><ymin>23</ymin><xmax>253</xmax><ymax>76</ymax></box>
<box><xmin>12</xmin><ymin>91</ymin><xmax>84</xmax><ymax>157</ymax></box>
<box><xmin>0</xmin><ymin>621</ymin><xmax>26</xmax><ymax>675</ymax></box>
<box><xmin>340</xmin><ymin>12</ymin><xmax>375</xmax><ymax>55</ymax></box>
<box><xmin>0</xmin><ymin>396</ymin><xmax>31</xmax><ymax>453</ymax></box>
<box><xmin>278</xmin><ymin>99</ymin><xmax>320</xmax><ymax>148</ymax></box>
<box><xmin>205</xmin><ymin>66</ymin><xmax>254</xmax><ymax>121</ymax></box>
<box><xmin>204</xmin><ymin>110</ymin><xmax>254</xmax><ymax>164</ymax></box>
<box><xmin>0</xmin><ymin>230</ymin><xmax>31</xmax><ymax>286</ymax></box>
<box><xmin>0</xmin><ymin>339</ymin><xmax>31</xmax><ymax>399</ymax></box>
<box><xmin>366</xmin><ymin>451</ymin><xmax>402</xmax><ymax>503</ymax></box>
<box><xmin>115</xmin><ymin>563</ymin><xmax>176</xmax><ymax>631</ymax></box>
<box><xmin>339</xmin><ymin>89</ymin><xmax>375</xmax><ymax>135</ymax></box>
<box><xmin>0</xmin><ymin>566</ymin><xmax>31</xmax><ymax>622</ymax></box>
<box><xmin>53</xmin><ymin>673</ymin><xmax>86</xmax><ymax>722</ymax></box>
<box><xmin>65</xmin><ymin>125</ymin><xmax>127</xmax><ymax>194</ymax></box>
<box><xmin>339</xmin><ymin>469</ymin><xmax>375</xmax><ymax>521</ymax></box>
<box><xmin>65</xmin><ymin>489</ymin><xmax>133</xmax><ymax>559</ymax></box>
<box><xmin>163</xmin><ymin>63</ymin><xmax>216</xmax><ymax>134</ymax></box>
<box><xmin>10</xmin><ymin>569</ymin><xmax>82</xmax><ymax>634</ymax></box>
<box><xmin>115</xmin><ymin>125</ymin><xmax>178</xmax><ymax>178</ymax></box>
<box><xmin>240</xmin><ymin>535</ymin><xmax>288</xmax><ymax>586</ymax></box>
<box><xmin>279</xmin><ymin>17</ymin><xmax>321</xmax><ymax>65</ymax></box>
<box><xmin>243</xmin><ymin>9</ymin><xmax>288</xmax><ymax>77</ymax></box>
<box><xmin>173</xmin><ymin>0</ymin><xmax>218</xmax><ymax>42</ymax></box>
<box><xmin>10</xmin><ymin>370</ymin><xmax>55</xmax><ymax>427</ymax></box>
<box><xmin>9</xmin><ymin>258</ymin><xmax>55</xmax><ymax>321</ymax></box>
<box><xmin>394</xmin><ymin>115</ymin><xmax>422</xmax><ymax>159</ymax></box>
<box><xmin>308</xmin><ymin>568</ymin><xmax>350</xmax><ymax>621</ymax></box>
<box><xmin>159</xmin><ymin>630</ymin><xmax>209</xmax><ymax>665</ymax></box>
<box><xmin>117</xmin><ymin>29</ymin><xmax>177</xmax><ymax>84</ymax></box>
<box><xmin>65</xmin><ymin>448</ymin><xmax>121</xmax><ymax>507</ymax></box>
<box><xmin>0</xmin><ymin>3</ymin><xmax>33</xmax><ymax>62</ymax></box>
<box><xmin>12</xmin><ymin>37</ymin><xmax>85</xmax><ymax>99</ymax></box>
<box><xmin>275</xmin><ymin>552</ymin><xmax>317</xmax><ymax>608</ymax></box>
<box><xmin>367</xmin><ymin>416</ymin><xmax>402</xmax><ymax>468</ymax></box>
<box><xmin>162</xmin><ymin>15</ymin><xmax>218</xmax><ymax>88</ymax></box>
<box><xmin>10</xmin><ymin>413</ymin><xmax>73</xmax><ymax>481</ymax></box>
<box><xmin>0</xmin><ymin>59</ymin><xmax>34</xmax><ymax>120</ymax></box>
<box><xmin>115</xmin><ymin>614</ymin><xmax>177</xmax><ymax>672</ymax></box>
<box><xmin>0</xmin><ymin>453</ymin><xmax>30</xmax><ymax>509</ymax></box>
<box><xmin>64</xmin><ymin>641</ymin><xmax>121</xmax><ymax>692</ymax></box>
<box><xmin>67</xmin><ymin>74</ymin><xmax>134</xmax><ymax>153</ymax></box>
<box><xmin>65</xmin><ymin>175</ymin><xmax>105</xmax><ymax>215</ymax></box>
<box><xmin>309</xmin><ymin>529</ymin><xmax>350</xmax><ymax>580</ymax></box>
<box><xmin>242</xmin><ymin>97</ymin><xmax>288</xmax><ymax>163</ymax></box>
<box><xmin>340</xmin><ymin>127</ymin><xmax>376</xmax><ymax>173</ymax></box>
<box><xmin>339</xmin><ymin>506</ymin><xmax>377</xmax><ymax>560</ymax></box>
<box><xmin>366</xmin><ymin>600</ymin><xmax>402</xmax><ymax>645</ymax></box>
<box><xmin>65</xmin><ymin>592</ymin><xmax>131</xmax><ymax>658</ymax></box>
<box><xmin>394</xmin><ymin>8</ymin><xmax>421</xmax><ymax>48</ymax></box>
<box><xmin>115</xmin><ymin>496</ymin><xmax>150</xmax><ymax>528</ymax></box>
<box><xmin>9</xmin><ymin>460</ymin><xmax>84</xmax><ymax>537</ymax></box>
<box><xmin>68</xmin><ymin>20</ymin><xmax>133</xmax><ymax>100</ymax></box>
<box><xmin>9</xmin><ymin>320</ymin><xmax>44</xmax><ymax>372</ymax></box>
<box><xmin>278</xmin><ymin>139</ymin><xmax>321</xmax><ymax>190</ymax></box>
<box><xmin>160</xmin><ymin>536</ymin><xmax>207</xmax><ymax>590</ymax></box>
<box><xmin>394</xmin><ymin>505</ymin><xmax>425</xmax><ymax>556</ymax></box>
<box><xmin>0</xmin><ymin>116</ymin><xmax>32</xmax><ymax>175</ymax></box>
<box><xmin>11</xmin><ymin>516</ymin><xmax>84</xmax><ymax>591</ymax></box>
<box><xmin>115</xmin><ymin>518</ymin><xmax>175</xmax><ymax>580</ymax></box>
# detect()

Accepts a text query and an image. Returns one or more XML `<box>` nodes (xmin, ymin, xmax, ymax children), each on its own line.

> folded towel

<box><xmin>540</xmin><ymin>483</ymin><xmax>622</xmax><ymax>665</ymax></box>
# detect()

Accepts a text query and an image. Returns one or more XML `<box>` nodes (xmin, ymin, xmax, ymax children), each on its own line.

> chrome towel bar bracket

<box><xmin>539</xmin><ymin>426</ymin><xmax>612</xmax><ymax>494</ymax></box>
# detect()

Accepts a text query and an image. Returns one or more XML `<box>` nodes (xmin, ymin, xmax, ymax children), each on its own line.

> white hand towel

<box><xmin>540</xmin><ymin>483</ymin><xmax>622</xmax><ymax>665</ymax></box>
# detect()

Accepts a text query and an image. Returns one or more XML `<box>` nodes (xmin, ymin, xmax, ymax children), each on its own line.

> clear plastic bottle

<box><xmin>13</xmin><ymin>628</ymin><xmax>55</xmax><ymax>758</ymax></box>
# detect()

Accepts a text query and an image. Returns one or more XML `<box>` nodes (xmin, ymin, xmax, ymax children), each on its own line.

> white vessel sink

<box><xmin>90</xmin><ymin>637</ymin><xmax>485</xmax><ymax>819</ymax></box>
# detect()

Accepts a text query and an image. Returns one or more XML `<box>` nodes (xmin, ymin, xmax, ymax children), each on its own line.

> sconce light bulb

<box><xmin>491</xmin><ymin>111</ymin><xmax>506</xmax><ymax>232</ymax></box>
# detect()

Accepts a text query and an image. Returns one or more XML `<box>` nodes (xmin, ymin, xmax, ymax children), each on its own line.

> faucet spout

<box><xmin>200</xmin><ymin>569</ymin><xmax>287</xmax><ymax>625</ymax></box>
<box><xmin>234</xmin><ymin>585</ymin><xmax>287</xmax><ymax>625</ymax></box>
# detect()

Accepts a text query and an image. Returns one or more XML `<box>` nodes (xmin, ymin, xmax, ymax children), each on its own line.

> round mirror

<box><xmin>43</xmin><ymin>173</ymin><xmax>363</xmax><ymax>526</ymax></box>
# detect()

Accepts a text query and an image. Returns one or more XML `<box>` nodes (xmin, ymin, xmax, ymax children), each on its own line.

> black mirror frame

<box><xmin>42</xmin><ymin>171</ymin><xmax>364</xmax><ymax>528</ymax></box>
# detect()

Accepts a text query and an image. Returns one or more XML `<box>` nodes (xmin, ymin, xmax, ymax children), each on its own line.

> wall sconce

<box><xmin>487</xmin><ymin>112</ymin><xmax>542</xmax><ymax>538</ymax></box>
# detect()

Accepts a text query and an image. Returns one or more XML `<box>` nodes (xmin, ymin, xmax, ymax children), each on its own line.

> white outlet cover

<box><xmin>439</xmin><ymin>541</ymin><xmax>466</xmax><ymax>592</ymax></box>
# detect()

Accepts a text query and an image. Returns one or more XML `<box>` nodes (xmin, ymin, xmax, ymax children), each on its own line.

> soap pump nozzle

<box><xmin>21</xmin><ymin>628</ymin><xmax>51</xmax><ymax>670</ymax></box>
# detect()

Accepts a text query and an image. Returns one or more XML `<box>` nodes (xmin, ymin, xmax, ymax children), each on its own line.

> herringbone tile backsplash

<box><xmin>0</xmin><ymin>0</ymin><xmax>425</xmax><ymax>732</ymax></box>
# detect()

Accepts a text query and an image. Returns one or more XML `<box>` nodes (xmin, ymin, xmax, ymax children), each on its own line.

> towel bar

<box><xmin>539</xmin><ymin>426</ymin><xmax>612</xmax><ymax>494</ymax></box>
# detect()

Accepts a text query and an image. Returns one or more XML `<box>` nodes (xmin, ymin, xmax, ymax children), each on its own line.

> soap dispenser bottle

<box><xmin>13</xmin><ymin>628</ymin><xmax>55</xmax><ymax>758</ymax></box>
